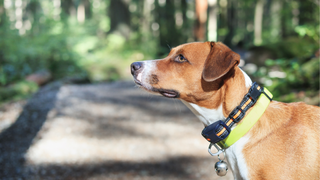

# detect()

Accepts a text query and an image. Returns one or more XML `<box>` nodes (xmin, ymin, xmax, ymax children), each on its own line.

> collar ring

<box><xmin>208</xmin><ymin>143</ymin><xmax>224</xmax><ymax>156</ymax></box>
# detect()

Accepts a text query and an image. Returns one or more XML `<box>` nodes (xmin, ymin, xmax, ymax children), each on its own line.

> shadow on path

<box><xmin>0</xmin><ymin>81</ymin><xmax>225</xmax><ymax>180</ymax></box>
<box><xmin>26</xmin><ymin>156</ymin><xmax>211</xmax><ymax>180</ymax></box>
<box><xmin>0</xmin><ymin>82</ymin><xmax>61</xmax><ymax>179</ymax></box>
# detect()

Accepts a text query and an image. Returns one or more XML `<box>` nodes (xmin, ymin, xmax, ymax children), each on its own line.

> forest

<box><xmin>0</xmin><ymin>0</ymin><xmax>319</xmax><ymax>104</ymax></box>
<box><xmin>0</xmin><ymin>0</ymin><xmax>319</xmax><ymax>179</ymax></box>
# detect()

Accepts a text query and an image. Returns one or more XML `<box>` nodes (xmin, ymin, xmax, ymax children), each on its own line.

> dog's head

<box><xmin>131</xmin><ymin>42</ymin><xmax>240</xmax><ymax>105</ymax></box>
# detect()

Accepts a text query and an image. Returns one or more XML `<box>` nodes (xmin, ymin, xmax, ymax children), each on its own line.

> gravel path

<box><xmin>0</xmin><ymin>81</ymin><xmax>233</xmax><ymax>180</ymax></box>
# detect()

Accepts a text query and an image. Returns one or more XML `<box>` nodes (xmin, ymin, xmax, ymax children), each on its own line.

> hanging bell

<box><xmin>215</xmin><ymin>160</ymin><xmax>228</xmax><ymax>176</ymax></box>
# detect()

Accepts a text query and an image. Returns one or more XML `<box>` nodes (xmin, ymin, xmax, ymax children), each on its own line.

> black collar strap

<box><xmin>201</xmin><ymin>82</ymin><xmax>272</xmax><ymax>145</ymax></box>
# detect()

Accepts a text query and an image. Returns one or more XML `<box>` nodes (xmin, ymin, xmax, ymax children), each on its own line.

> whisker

<box><xmin>167</xmin><ymin>44</ymin><xmax>171</xmax><ymax>50</ymax></box>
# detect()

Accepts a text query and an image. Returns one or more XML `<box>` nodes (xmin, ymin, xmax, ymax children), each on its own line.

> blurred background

<box><xmin>0</xmin><ymin>0</ymin><xmax>319</xmax><ymax>104</ymax></box>
<box><xmin>0</xmin><ymin>0</ymin><xmax>319</xmax><ymax>180</ymax></box>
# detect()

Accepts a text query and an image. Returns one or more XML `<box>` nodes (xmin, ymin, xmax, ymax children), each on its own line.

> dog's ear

<box><xmin>202</xmin><ymin>42</ymin><xmax>240</xmax><ymax>82</ymax></box>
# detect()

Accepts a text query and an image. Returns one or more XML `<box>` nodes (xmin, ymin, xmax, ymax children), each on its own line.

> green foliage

<box><xmin>0</xmin><ymin>0</ymin><xmax>319</xmax><ymax>104</ymax></box>
<box><xmin>265</xmin><ymin>37</ymin><xmax>319</xmax><ymax>59</ymax></box>
<box><xmin>0</xmin><ymin>20</ymin><xmax>86</xmax><ymax>86</ymax></box>
<box><xmin>0</xmin><ymin>80</ymin><xmax>38</xmax><ymax>103</ymax></box>
<box><xmin>79</xmin><ymin>33</ymin><xmax>157</xmax><ymax>82</ymax></box>
<box><xmin>67</xmin><ymin>19</ymin><xmax>158</xmax><ymax>82</ymax></box>
<box><xmin>263</xmin><ymin>57</ymin><xmax>319</xmax><ymax>104</ymax></box>
<box><xmin>248</xmin><ymin>36</ymin><xmax>320</xmax><ymax>104</ymax></box>
<box><xmin>295</xmin><ymin>24</ymin><xmax>320</xmax><ymax>41</ymax></box>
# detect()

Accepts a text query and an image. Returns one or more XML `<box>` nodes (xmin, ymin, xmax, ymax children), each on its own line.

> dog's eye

<box><xmin>175</xmin><ymin>54</ymin><xmax>187</xmax><ymax>63</ymax></box>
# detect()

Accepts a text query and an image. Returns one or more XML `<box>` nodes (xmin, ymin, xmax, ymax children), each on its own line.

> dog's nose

<box><xmin>131</xmin><ymin>62</ymin><xmax>143</xmax><ymax>75</ymax></box>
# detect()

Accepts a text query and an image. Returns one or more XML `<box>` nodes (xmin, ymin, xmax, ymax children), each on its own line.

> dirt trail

<box><xmin>0</xmin><ymin>81</ymin><xmax>233</xmax><ymax>180</ymax></box>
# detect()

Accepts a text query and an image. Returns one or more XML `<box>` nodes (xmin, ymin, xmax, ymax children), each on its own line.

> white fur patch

<box><xmin>138</xmin><ymin>60</ymin><xmax>157</xmax><ymax>90</ymax></box>
<box><xmin>137</xmin><ymin>71</ymin><xmax>143</xmax><ymax>82</ymax></box>
<box><xmin>240</xmin><ymin>68</ymin><xmax>252</xmax><ymax>88</ymax></box>
<box><xmin>180</xmin><ymin>100</ymin><xmax>225</xmax><ymax>126</ymax></box>
<box><xmin>225</xmin><ymin>135</ymin><xmax>249</xmax><ymax>180</ymax></box>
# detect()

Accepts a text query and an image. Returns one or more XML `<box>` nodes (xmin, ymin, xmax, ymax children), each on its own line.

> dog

<box><xmin>130</xmin><ymin>41</ymin><xmax>320</xmax><ymax>180</ymax></box>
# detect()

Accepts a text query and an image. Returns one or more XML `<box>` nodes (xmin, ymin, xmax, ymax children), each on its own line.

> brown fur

<box><xmin>244</xmin><ymin>102</ymin><xmax>320</xmax><ymax>180</ymax></box>
<box><xmin>203</xmin><ymin>42</ymin><xmax>240</xmax><ymax>82</ymax></box>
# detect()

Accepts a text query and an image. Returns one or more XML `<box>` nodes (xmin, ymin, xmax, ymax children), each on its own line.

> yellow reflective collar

<box><xmin>217</xmin><ymin>88</ymin><xmax>273</xmax><ymax>149</ymax></box>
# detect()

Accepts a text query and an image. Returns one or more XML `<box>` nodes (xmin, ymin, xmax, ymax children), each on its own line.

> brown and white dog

<box><xmin>130</xmin><ymin>42</ymin><xmax>320</xmax><ymax>180</ymax></box>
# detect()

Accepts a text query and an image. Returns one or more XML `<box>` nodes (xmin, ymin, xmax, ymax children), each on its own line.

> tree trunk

<box><xmin>195</xmin><ymin>0</ymin><xmax>208</xmax><ymax>41</ymax></box>
<box><xmin>142</xmin><ymin>0</ymin><xmax>153</xmax><ymax>35</ymax></box>
<box><xmin>298</xmin><ymin>0</ymin><xmax>315</xmax><ymax>25</ymax></box>
<box><xmin>53</xmin><ymin>0</ymin><xmax>61</xmax><ymax>20</ymax></box>
<box><xmin>108</xmin><ymin>0</ymin><xmax>131</xmax><ymax>34</ymax></box>
<box><xmin>77</xmin><ymin>2</ymin><xmax>85</xmax><ymax>23</ymax></box>
<box><xmin>207</xmin><ymin>0</ymin><xmax>219</xmax><ymax>42</ymax></box>
<box><xmin>180</xmin><ymin>0</ymin><xmax>189</xmax><ymax>43</ymax></box>
<box><xmin>156</xmin><ymin>0</ymin><xmax>178</xmax><ymax>51</ymax></box>
<box><xmin>15</xmin><ymin>0</ymin><xmax>25</xmax><ymax>34</ymax></box>
<box><xmin>224</xmin><ymin>0</ymin><xmax>236</xmax><ymax>47</ymax></box>
<box><xmin>0</xmin><ymin>0</ymin><xmax>5</xmax><ymax>27</ymax></box>
<box><xmin>254</xmin><ymin>0</ymin><xmax>264</xmax><ymax>45</ymax></box>
<box><xmin>181</xmin><ymin>0</ymin><xmax>188</xmax><ymax>29</ymax></box>
<box><xmin>270</xmin><ymin>0</ymin><xmax>282</xmax><ymax>40</ymax></box>
<box><xmin>61</xmin><ymin>0</ymin><xmax>74</xmax><ymax>16</ymax></box>
<box><xmin>84</xmin><ymin>0</ymin><xmax>92</xmax><ymax>19</ymax></box>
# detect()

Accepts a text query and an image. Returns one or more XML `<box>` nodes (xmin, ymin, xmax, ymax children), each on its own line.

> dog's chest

<box><xmin>225</xmin><ymin>136</ymin><xmax>250</xmax><ymax>180</ymax></box>
<box><xmin>181</xmin><ymin>99</ymin><xmax>250</xmax><ymax>179</ymax></box>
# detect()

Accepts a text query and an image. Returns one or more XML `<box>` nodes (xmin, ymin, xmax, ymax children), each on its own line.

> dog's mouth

<box><xmin>153</xmin><ymin>88</ymin><xmax>179</xmax><ymax>98</ymax></box>
<box><xmin>133</xmin><ymin>78</ymin><xmax>143</xmax><ymax>86</ymax></box>
<box><xmin>133</xmin><ymin>75</ymin><xmax>179</xmax><ymax>98</ymax></box>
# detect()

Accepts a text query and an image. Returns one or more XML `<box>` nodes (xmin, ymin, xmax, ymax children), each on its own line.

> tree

<box><xmin>224</xmin><ymin>0</ymin><xmax>236</xmax><ymax>47</ymax></box>
<box><xmin>195</xmin><ymin>0</ymin><xmax>207</xmax><ymax>41</ymax></box>
<box><xmin>270</xmin><ymin>0</ymin><xmax>282</xmax><ymax>40</ymax></box>
<box><xmin>207</xmin><ymin>0</ymin><xmax>219</xmax><ymax>42</ymax></box>
<box><xmin>61</xmin><ymin>0</ymin><xmax>75</xmax><ymax>16</ymax></box>
<box><xmin>108</xmin><ymin>0</ymin><xmax>131</xmax><ymax>37</ymax></box>
<box><xmin>155</xmin><ymin>0</ymin><xmax>179</xmax><ymax>52</ymax></box>
<box><xmin>254</xmin><ymin>0</ymin><xmax>264</xmax><ymax>45</ymax></box>
<box><xmin>0</xmin><ymin>0</ymin><xmax>4</xmax><ymax>26</ymax></box>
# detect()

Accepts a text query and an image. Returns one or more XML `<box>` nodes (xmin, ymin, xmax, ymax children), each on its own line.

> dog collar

<box><xmin>202</xmin><ymin>82</ymin><xmax>273</xmax><ymax>149</ymax></box>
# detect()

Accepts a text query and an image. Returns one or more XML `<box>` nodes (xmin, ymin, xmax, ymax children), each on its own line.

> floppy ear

<box><xmin>202</xmin><ymin>42</ymin><xmax>240</xmax><ymax>82</ymax></box>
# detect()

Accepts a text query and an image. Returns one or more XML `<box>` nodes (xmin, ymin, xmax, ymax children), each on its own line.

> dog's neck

<box><xmin>181</xmin><ymin>67</ymin><xmax>252</xmax><ymax>126</ymax></box>
<box><xmin>180</xmin><ymin>67</ymin><xmax>253</xmax><ymax>179</ymax></box>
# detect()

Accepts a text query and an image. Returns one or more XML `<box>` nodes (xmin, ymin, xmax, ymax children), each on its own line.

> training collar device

<box><xmin>202</xmin><ymin>82</ymin><xmax>272</xmax><ymax>147</ymax></box>
<box><xmin>201</xmin><ymin>82</ymin><xmax>273</xmax><ymax>176</ymax></box>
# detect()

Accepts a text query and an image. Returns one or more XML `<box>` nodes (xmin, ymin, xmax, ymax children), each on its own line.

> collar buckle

<box><xmin>249</xmin><ymin>83</ymin><xmax>262</xmax><ymax>102</ymax></box>
<box><xmin>202</xmin><ymin>120</ymin><xmax>231</xmax><ymax>144</ymax></box>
